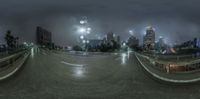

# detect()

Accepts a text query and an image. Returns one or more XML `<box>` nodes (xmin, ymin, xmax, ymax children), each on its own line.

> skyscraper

<box><xmin>36</xmin><ymin>26</ymin><xmax>52</xmax><ymax>47</ymax></box>
<box><xmin>143</xmin><ymin>26</ymin><xmax>156</xmax><ymax>50</ymax></box>
<box><xmin>106</xmin><ymin>32</ymin><xmax>114</xmax><ymax>42</ymax></box>
<box><xmin>127</xmin><ymin>36</ymin><xmax>139</xmax><ymax>48</ymax></box>
<box><xmin>116</xmin><ymin>35</ymin><xmax>121</xmax><ymax>44</ymax></box>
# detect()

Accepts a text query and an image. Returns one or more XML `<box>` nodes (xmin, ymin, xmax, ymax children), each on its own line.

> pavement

<box><xmin>0</xmin><ymin>48</ymin><xmax>200</xmax><ymax>99</ymax></box>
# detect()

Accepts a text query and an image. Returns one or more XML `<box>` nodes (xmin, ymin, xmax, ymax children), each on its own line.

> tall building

<box><xmin>127</xmin><ymin>36</ymin><xmax>139</xmax><ymax>48</ymax></box>
<box><xmin>158</xmin><ymin>36</ymin><xmax>165</xmax><ymax>48</ymax></box>
<box><xmin>155</xmin><ymin>36</ymin><xmax>167</xmax><ymax>53</ymax></box>
<box><xmin>116</xmin><ymin>35</ymin><xmax>121</xmax><ymax>44</ymax></box>
<box><xmin>143</xmin><ymin>26</ymin><xmax>156</xmax><ymax>50</ymax></box>
<box><xmin>194</xmin><ymin>38</ymin><xmax>200</xmax><ymax>48</ymax></box>
<box><xmin>106</xmin><ymin>32</ymin><xmax>115</xmax><ymax>42</ymax></box>
<box><xmin>36</xmin><ymin>26</ymin><xmax>52</xmax><ymax>47</ymax></box>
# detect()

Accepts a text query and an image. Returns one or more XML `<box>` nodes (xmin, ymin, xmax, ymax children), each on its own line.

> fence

<box><xmin>136</xmin><ymin>52</ymin><xmax>200</xmax><ymax>73</ymax></box>
<box><xmin>0</xmin><ymin>50</ymin><xmax>29</xmax><ymax>71</ymax></box>
<box><xmin>142</xmin><ymin>52</ymin><xmax>200</xmax><ymax>62</ymax></box>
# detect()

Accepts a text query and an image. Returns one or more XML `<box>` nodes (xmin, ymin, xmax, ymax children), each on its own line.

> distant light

<box><xmin>86</xmin><ymin>40</ymin><xmax>90</xmax><ymax>43</ymax></box>
<box><xmin>123</xmin><ymin>42</ymin><xmax>126</xmax><ymax>46</ymax></box>
<box><xmin>78</xmin><ymin>27</ymin><xmax>86</xmax><ymax>33</ymax></box>
<box><xmin>129</xmin><ymin>30</ymin><xmax>134</xmax><ymax>35</ymax></box>
<box><xmin>80</xmin><ymin>35</ymin><xmax>84</xmax><ymax>39</ymax></box>
<box><xmin>143</xmin><ymin>31</ymin><xmax>146</xmax><ymax>35</ymax></box>
<box><xmin>113</xmin><ymin>34</ymin><xmax>116</xmax><ymax>37</ymax></box>
<box><xmin>82</xmin><ymin>40</ymin><xmax>86</xmax><ymax>43</ymax></box>
<box><xmin>146</xmin><ymin>26</ymin><xmax>155</xmax><ymax>31</ymax></box>
<box><xmin>86</xmin><ymin>31</ymin><xmax>91</xmax><ymax>34</ymax></box>
<box><xmin>80</xmin><ymin>20</ymin><xmax>85</xmax><ymax>24</ymax></box>
<box><xmin>159</xmin><ymin>36</ymin><xmax>163</xmax><ymax>38</ymax></box>
<box><xmin>87</xmin><ymin>27</ymin><xmax>91</xmax><ymax>31</ymax></box>
<box><xmin>23</xmin><ymin>42</ymin><xmax>27</xmax><ymax>45</ymax></box>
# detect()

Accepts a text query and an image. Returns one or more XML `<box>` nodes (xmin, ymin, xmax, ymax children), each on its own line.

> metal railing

<box><xmin>0</xmin><ymin>50</ymin><xmax>29</xmax><ymax>71</ymax></box>
<box><xmin>136</xmin><ymin>52</ymin><xmax>200</xmax><ymax>73</ymax></box>
<box><xmin>141</xmin><ymin>52</ymin><xmax>200</xmax><ymax>62</ymax></box>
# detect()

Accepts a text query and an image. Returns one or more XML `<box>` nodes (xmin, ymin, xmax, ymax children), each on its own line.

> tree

<box><xmin>4</xmin><ymin>30</ymin><xmax>15</xmax><ymax>49</ymax></box>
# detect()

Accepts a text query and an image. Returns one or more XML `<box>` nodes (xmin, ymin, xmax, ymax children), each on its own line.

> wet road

<box><xmin>0</xmin><ymin>48</ymin><xmax>200</xmax><ymax>99</ymax></box>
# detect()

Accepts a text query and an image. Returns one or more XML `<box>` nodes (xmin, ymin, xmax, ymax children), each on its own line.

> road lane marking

<box><xmin>61</xmin><ymin>61</ymin><xmax>85</xmax><ymax>67</ymax></box>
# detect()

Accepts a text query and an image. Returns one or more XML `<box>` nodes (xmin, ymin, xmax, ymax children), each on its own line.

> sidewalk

<box><xmin>135</xmin><ymin>53</ymin><xmax>200</xmax><ymax>83</ymax></box>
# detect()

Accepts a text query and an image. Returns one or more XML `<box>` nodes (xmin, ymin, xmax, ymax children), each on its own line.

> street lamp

<box><xmin>82</xmin><ymin>40</ymin><xmax>86</xmax><ymax>44</ymax></box>
<box><xmin>80</xmin><ymin>35</ymin><xmax>84</xmax><ymax>40</ymax></box>
<box><xmin>86</xmin><ymin>40</ymin><xmax>90</xmax><ymax>44</ymax></box>
<box><xmin>80</xmin><ymin>20</ymin><xmax>85</xmax><ymax>24</ymax></box>
<box><xmin>78</xmin><ymin>27</ymin><xmax>86</xmax><ymax>33</ymax></box>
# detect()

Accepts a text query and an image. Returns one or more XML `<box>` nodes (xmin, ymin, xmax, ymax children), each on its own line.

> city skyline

<box><xmin>0</xmin><ymin>0</ymin><xmax>200</xmax><ymax>46</ymax></box>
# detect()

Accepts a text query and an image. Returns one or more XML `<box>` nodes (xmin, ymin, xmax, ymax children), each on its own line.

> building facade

<box><xmin>36</xmin><ymin>26</ymin><xmax>52</xmax><ymax>47</ymax></box>
<box><xmin>106</xmin><ymin>32</ymin><xmax>115</xmax><ymax>42</ymax></box>
<box><xmin>143</xmin><ymin>26</ymin><xmax>156</xmax><ymax>50</ymax></box>
<box><xmin>127</xmin><ymin>36</ymin><xmax>139</xmax><ymax>48</ymax></box>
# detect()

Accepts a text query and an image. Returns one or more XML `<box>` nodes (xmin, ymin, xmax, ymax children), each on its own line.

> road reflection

<box><xmin>121</xmin><ymin>53</ymin><xmax>127</xmax><ymax>65</ymax></box>
<box><xmin>73</xmin><ymin>67</ymin><xmax>85</xmax><ymax>78</ymax></box>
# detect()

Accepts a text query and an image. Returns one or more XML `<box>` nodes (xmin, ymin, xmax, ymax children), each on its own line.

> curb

<box><xmin>0</xmin><ymin>52</ymin><xmax>30</xmax><ymax>81</ymax></box>
<box><xmin>135</xmin><ymin>53</ymin><xmax>200</xmax><ymax>83</ymax></box>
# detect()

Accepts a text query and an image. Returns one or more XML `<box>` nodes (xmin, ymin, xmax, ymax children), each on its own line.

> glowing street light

<box><xmin>82</xmin><ymin>40</ymin><xmax>86</xmax><ymax>44</ymax></box>
<box><xmin>87</xmin><ymin>27</ymin><xmax>91</xmax><ymax>31</ymax></box>
<box><xmin>80</xmin><ymin>20</ymin><xmax>85</xmax><ymax>24</ymax></box>
<box><xmin>123</xmin><ymin>42</ymin><xmax>126</xmax><ymax>46</ymax></box>
<box><xmin>80</xmin><ymin>35</ymin><xmax>84</xmax><ymax>39</ymax></box>
<box><xmin>86</xmin><ymin>40</ymin><xmax>90</xmax><ymax>44</ymax></box>
<box><xmin>78</xmin><ymin>27</ymin><xmax>86</xmax><ymax>33</ymax></box>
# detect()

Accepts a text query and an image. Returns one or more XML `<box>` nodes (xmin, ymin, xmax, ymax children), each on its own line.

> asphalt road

<box><xmin>0</xmin><ymin>48</ymin><xmax>200</xmax><ymax>99</ymax></box>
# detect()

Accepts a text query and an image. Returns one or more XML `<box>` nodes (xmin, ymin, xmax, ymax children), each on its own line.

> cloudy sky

<box><xmin>0</xmin><ymin>0</ymin><xmax>200</xmax><ymax>46</ymax></box>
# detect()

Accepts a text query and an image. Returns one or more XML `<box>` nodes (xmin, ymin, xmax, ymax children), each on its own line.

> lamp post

<box><xmin>77</xmin><ymin>17</ymin><xmax>92</xmax><ymax>51</ymax></box>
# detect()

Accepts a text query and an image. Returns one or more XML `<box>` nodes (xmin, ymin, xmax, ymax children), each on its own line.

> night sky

<box><xmin>0</xmin><ymin>0</ymin><xmax>200</xmax><ymax>46</ymax></box>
